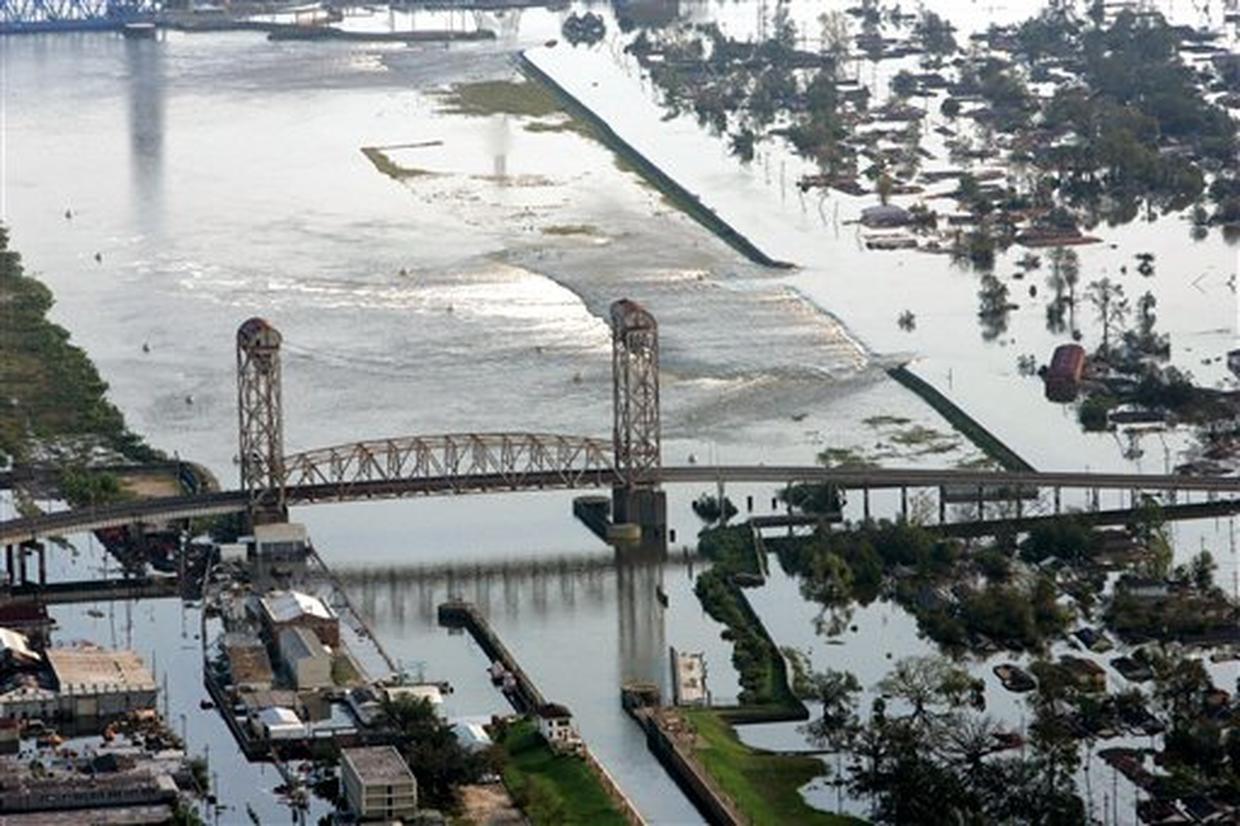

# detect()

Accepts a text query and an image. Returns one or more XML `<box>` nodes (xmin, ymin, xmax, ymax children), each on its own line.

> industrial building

<box><xmin>0</xmin><ymin>646</ymin><xmax>156</xmax><ymax>723</ymax></box>
<box><xmin>222</xmin><ymin>632</ymin><xmax>274</xmax><ymax>691</ymax></box>
<box><xmin>259</xmin><ymin>589</ymin><xmax>340</xmax><ymax>647</ymax></box>
<box><xmin>276</xmin><ymin>627</ymin><xmax>332</xmax><ymax>690</ymax></box>
<box><xmin>340</xmin><ymin>746</ymin><xmax>418</xmax><ymax>821</ymax></box>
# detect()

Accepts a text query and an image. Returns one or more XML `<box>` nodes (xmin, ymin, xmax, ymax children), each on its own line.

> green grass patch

<box><xmin>360</xmin><ymin>146</ymin><xmax>437</xmax><ymax>182</ymax></box>
<box><xmin>436</xmin><ymin>79</ymin><xmax>564</xmax><ymax>119</ymax></box>
<box><xmin>498</xmin><ymin>720</ymin><xmax>626</xmax><ymax>826</ymax></box>
<box><xmin>0</xmin><ymin>226</ymin><xmax>160</xmax><ymax>467</ymax></box>
<box><xmin>681</xmin><ymin>709</ymin><xmax>860</xmax><ymax>826</ymax></box>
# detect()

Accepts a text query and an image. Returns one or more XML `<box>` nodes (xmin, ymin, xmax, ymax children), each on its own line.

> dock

<box><xmin>437</xmin><ymin>599</ymin><xmax>545</xmax><ymax>713</ymax></box>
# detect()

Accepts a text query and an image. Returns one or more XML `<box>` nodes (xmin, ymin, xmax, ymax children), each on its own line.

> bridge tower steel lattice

<box><xmin>236</xmin><ymin>317</ymin><xmax>286</xmax><ymax>521</ymax></box>
<box><xmin>610</xmin><ymin>299</ymin><xmax>666</xmax><ymax>553</ymax></box>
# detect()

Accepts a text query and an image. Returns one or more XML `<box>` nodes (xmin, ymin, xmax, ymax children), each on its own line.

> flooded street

<box><xmin>2</xmin><ymin>1</ymin><xmax>1239</xmax><ymax>822</ymax></box>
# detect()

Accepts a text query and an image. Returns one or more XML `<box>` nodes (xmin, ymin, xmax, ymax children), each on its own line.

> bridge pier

<box><xmin>938</xmin><ymin>488</ymin><xmax>946</xmax><ymax>525</ymax></box>
<box><xmin>862</xmin><ymin>486</ymin><xmax>870</xmax><ymax>522</ymax></box>
<box><xmin>612</xmin><ymin>487</ymin><xmax>667</xmax><ymax>556</ymax></box>
<box><xmin>1054</xmin><ymin>487</ymin><xmax>1061</xmax><ymax>515</ymax></box>
<box><xmin>900</xmin><ymin>487</ymin><xmax>908</xmax><ymax>521</ymax></box>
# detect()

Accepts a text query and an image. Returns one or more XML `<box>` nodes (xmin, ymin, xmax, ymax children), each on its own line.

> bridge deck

<box><xmin>3</xmin><ymin>464</ymin><xmax>1239</xmax><ymax>543</ymax></box>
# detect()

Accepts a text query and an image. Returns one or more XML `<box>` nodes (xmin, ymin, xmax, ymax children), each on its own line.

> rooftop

<box><xmin>253</xmin><ymin>522</ymin><xmax>307</xmax><ymax>544</ymax></box>
<box><xmin>46</xmin><ymin>647</ymin><xmax>155</xmax><ymax>693</ymax></box>
<box><xmin>278</xmin><ymin>626</ymin><xmax>329</xmax><ymax>661</ymax></box>
<box><xmin>0</xmin><ymin>628</ymin><xmax>39</xmax><ymax>664</ymax></box>
<box><xmin>261</xmin><ymin>590</ymin><xmax>335</xmax><ymax>624</ymax></box>
<box><xmin>341</xmin><ymin>746</ymin><xmax>415</xmax><ymax>783</ymax></box>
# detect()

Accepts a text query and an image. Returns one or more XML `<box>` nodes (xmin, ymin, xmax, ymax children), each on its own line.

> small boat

<box><xmin>199</xmin><ymin>699</ymin><xmax>215</xmax><ymax>710</ymax></box>
<box><xmin>656</xmin><ymin>585</ymin><xmax>668</xmax><ymax>607</ymax></box>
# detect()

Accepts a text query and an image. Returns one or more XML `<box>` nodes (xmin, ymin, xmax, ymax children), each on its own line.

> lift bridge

<box><xmin>6</xmin><ymin>298</ymin><xmax>1240</xmax><ymax>557</ymax></box>
<box><xmin>1</xmin><ymin>0</ymin><xmax>157</xmax><ymax>32</ymax></box>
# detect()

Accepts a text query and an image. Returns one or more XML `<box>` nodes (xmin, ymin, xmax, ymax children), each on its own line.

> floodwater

<box><xmin>1</xmin><ymin>1</ymin><xmax>1237</xmax><ymax>823</ymax></box>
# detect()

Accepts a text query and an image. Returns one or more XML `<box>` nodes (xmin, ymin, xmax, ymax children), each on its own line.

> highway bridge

<box><xmin>4</xmin><ymin>461</ymin><xmax>1239</xmax><ymax>545</ymax></box>
<box><xmin>4</xmin><ymin>304</ymin><xmax>1236</xmax><ymax>549</ymax></box>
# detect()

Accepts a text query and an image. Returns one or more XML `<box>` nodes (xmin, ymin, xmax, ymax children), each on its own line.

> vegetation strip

<box><xmin>681</xmin><ymin>708</ymin><xmax>862</xmax><ymax>826</ymax></box>
<box><xmin>0</xmin><ymin>226</ymin><xmax>162</xmax><ymax>474</ymax></box>
<box><xmin>695</xmin><ymin>525</ymin><xmax>806</xmax><ymax>721</ymax></box>
<box><xmin>496</xmin><ymin>719</ymin><xmax>629</xmax><ymax>826</ymax></box>
<box><xmin>517</xmin><ymin>54</ymin><xmax>794</xmax><ymax>270</ymax></box>
<box><xmin>887</xmin><ymin>365</ymin><xmax>1033</xmax><ymax>472</ymax></box>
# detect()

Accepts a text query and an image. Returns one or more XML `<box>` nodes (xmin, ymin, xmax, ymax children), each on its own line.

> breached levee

<box><xmin>519</xmin><ymin>47</ymin><xmax>794</xmax><ymax>270</ymax></box>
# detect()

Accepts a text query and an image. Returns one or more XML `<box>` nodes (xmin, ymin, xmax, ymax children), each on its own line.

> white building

<box><xmin>276</xmin><ymin>627</ymin><xmax>332</xmax><ymax>690</ymax></box>
<box><xmin>340</xmin><ymin>746</ymin><xmax>418</xmax><ymax>821</ymax></box>
<box><xmin>252</xmin><ymin>523</ymin><xmax>308</xmax><ymax>563</ymax></box>
<box><xmin>535</xmin><ymin>703</ymin><xmax>580</xmax><ymax>752</ymax></box>
<box><xmin>450</xmin><ymin>718</ymin><xmax>493</xmax><ymax>753</ymax></box>
<box><xmin>248</xmin><ymin>705</ymin><xmax>307</xmax><ymax>741</ymax></box>
<box><xmin>259</xmin><ymin>590</ymin><xmax>339</xmax><ymax>646</ymax></box>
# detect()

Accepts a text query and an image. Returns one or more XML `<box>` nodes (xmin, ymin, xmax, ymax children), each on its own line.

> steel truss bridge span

<box><xmin>1</xmin><ymin>0</ymin><xmax>157</xmax><ymax>32</ymax></box>
<box><xmin>278</xmin><ymin>433</ymin><xmax>619</xmax><ymax>502</ymax></box>
<box><xmin>7</xmin><ymin>458</ymin><xmax>1240</xmax><ymax>544</ymax></box>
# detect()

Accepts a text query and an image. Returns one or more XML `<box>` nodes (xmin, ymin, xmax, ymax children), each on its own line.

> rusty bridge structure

<box><xmin>7</xmin><ymin>298</ymin><xmax>1240</xmax><ymax>554</ymax></box>
<box><xmin>237</xmin><ymin>299</ymin><xmax>665</xmax><ymax>544</ymax></box>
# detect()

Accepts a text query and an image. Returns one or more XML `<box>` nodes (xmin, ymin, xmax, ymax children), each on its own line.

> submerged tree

<box><xmin>1086</xmin><ymin>277</ymin><xmax>1128</xmax><ymax>353</ymax></box>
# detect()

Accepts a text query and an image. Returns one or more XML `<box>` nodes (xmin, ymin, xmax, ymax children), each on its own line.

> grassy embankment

<box><xmin>681</xmin><ymin>708</ymin><xmax>863</xmax><ymax>826</ymax></box>
<box><xmin>497</xmin><ymin>719</ymin><xmax>627</xmax><ymax>826</ymax></box>
<box><xmin>688</xmin><ymin>526</ymin><xmax>860</xmax><ymax>824</ymax></box>
<box><xmin>695</xmin><ymin>524</ymin><xmax>805</xmax><ymax>722</ymax></box>
<box><xmin>0</xmin><ymin>227</ymin><xmax>165</xmax><ymax>507</ymax></box>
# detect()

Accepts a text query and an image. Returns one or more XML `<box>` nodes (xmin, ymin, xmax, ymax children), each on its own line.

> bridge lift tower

<box><xmin>237</xmin><ymin>317</ymin><xmax>287</xmax><ymax>526</ymax></box>
<box><xmin>610</xmin><ymin>299</ymin><xmax>667</xmax><ymax>553</ymax></box>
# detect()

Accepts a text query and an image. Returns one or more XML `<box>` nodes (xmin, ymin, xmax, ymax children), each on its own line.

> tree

<box><xmin>382</xmin><ymin>695</ymin><xmax>488</xmax><ymax>808</ymax></box>
<box><xmin>1026</xmin><ymin>668</ymin><xmax>1082</xmax><ymax>804</ymax></box>
<box><xmin>818</xmin><ymin>11</ymin><xmax>851</xmax><ymax>65</ymax></box>
<box><xmin>891</xmin><ymin>70</ymin><xmax>917</xmax><ymax>99</ymax></box>
<box><xmin>1086</xmin><ymin>277</ymin><xmax>1128</xmax><ymax>353</ymax></box>
<box><xmin>915</xmin><ymin>12</ymin><xmax>957</xmax><ymax>62</ymax></box>
<box><xmin>877</xmin><ymin>655</ymin><xmax>976</xmax><ymax>726</ymax></box>
<box><xmin>1187</xmin><ymin>549</ymin><xmax>1217</xmax><ymax>591</ymax></box>
<box><xmin>802</xmin><ymin>669</ymin><xmax>862</xmax><ymax>750</ymax></box>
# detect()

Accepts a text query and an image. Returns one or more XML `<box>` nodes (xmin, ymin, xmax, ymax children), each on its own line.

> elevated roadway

<box><xmin>3</xmin><ymin>463</ymin><xmax>1239</xmax><ymax>545</ymax></box>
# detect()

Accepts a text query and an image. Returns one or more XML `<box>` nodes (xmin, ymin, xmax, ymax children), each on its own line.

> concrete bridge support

<box><xmin>610</xmin><ymin>299</ymin><xmax>667</xmax><ymax>555</ymax></box>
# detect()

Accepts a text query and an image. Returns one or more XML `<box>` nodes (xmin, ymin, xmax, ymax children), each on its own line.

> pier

<box><xmin>437</xmin><ymin>599</ymin><xmax>546</xmax><ymax>713</ymax></box>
